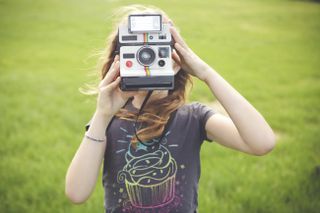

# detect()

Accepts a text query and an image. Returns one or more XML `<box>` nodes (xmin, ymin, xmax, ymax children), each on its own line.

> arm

<box><xmin>169</xmin><ymin>24</ymin><xmax>276</xmax><ymax>156</ymax></box>
<box><xmin>65</xmin><ymin>55</ymin><xmax>135</xmax><ymax>204</ymax></box>
<box><xmin>65</xmin><ymin>111</ymin><xmax>112</xmax><ymax>204</ymax></box>
<box><xmin>203</xmin><ymin>68</ymin><xmax>275</xmax><ymax>155</ymax></box>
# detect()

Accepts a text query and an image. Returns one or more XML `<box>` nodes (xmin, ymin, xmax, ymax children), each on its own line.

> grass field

<box><xmin>0</xmin><ymin>0</ymin><xmax>319</xmax><ymax>212</ymax></box>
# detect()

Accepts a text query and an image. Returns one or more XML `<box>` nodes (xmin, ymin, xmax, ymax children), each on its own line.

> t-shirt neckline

<box><xmin>125</xmin><ymin>98</ymin><xmax>140</xmax><ymax>112</ymax></box>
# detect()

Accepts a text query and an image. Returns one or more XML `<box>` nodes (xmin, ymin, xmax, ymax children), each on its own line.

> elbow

<box><xmin>252</xmin><ymin>143</ymin><xmax>275</xmax><ymax>156</ymax></box>
<box><xmin>251</xmin><ymin>132</ymin><xmax>276</xmax><ymax>156</ymax></box>
<box><xmin>65</xmin><ymin>186</ymin><xmax>88</xmax><ymax>204</ymax></box>
<box><xmin>65</xmin><ymin>180</ymin><xmax>89</xmax><ymax>204</ymax></box>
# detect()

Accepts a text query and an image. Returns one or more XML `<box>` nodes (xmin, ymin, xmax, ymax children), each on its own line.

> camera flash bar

<box><xmin>129</xmin><ymin>14</ymin><xmax>162</xmax><ymax>33</ymax></box>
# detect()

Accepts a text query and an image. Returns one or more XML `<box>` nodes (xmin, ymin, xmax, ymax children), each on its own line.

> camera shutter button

<box><xmin>126</xmin><ymin>60</ymin><xmax>133</xmax><ymax>68</ymax></box>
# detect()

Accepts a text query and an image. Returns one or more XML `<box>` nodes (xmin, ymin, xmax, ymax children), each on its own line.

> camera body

<box><xmin>117</xmin><ymin>14</ymin><xmax>174</xmax><ymax>91</ymax></box>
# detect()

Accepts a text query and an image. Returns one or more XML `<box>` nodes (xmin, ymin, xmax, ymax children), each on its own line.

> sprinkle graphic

<box><xmin>120</xmin><ymin>127</ymin><xmax>128</xmax><ymax>133</ymax></box>
<box><xmin>116</xmin><ymin>149</ymin><xmax>126</xmax><ymax>154</ymax></box>
<box><xmin>117</xmin><ymin>139</ymin><xmax>129</xmax><ymax>144</ymax></box>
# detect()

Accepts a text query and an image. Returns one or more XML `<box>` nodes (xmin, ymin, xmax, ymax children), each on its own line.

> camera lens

<box><xmin>137</xmin><ymin>46</ymin><xmax>156</xmax><ymax>66</ymax></box>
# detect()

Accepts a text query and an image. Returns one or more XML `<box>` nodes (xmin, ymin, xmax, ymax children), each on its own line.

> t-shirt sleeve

<box><xmin>191</xmin><ymin>102</ymin><xmax>216</xmax><ymax>142</ymax></box>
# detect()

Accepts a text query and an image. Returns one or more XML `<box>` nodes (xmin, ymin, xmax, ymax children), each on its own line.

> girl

<box><xmin>65</xmin><ymin>5</ymin><xmax>276</xmax><ymax>213</ymax></box>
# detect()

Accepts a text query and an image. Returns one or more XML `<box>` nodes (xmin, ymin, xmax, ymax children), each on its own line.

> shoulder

<box><xmin>178</xmin><ymin>101</ymin><xmax>215</xmax><ymax>114</ymax></box>
<box><xmin>178</xmin><ymin>101</ymin><xmax>201</xmax><ymax>112</ymax></box>
<box><xmin>175</xmin><ymin>101</ymin><xmax>216</xmax><ymax>142</ymax></box>
<box><xmin>175</xmin><ymin>101</ymin><xmax>216</xmax><ymax>123</ymax></box>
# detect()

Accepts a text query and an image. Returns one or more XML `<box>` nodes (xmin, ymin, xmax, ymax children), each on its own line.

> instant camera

<box><xmin>117</xmin><ymin>14</ymin><xmax>174</xmax><ymax>91</ymax></box>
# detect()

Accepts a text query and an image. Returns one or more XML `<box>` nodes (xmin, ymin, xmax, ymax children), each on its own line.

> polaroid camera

<box><xmin>117</xmin><ymin>14</ymin><xmax>174</xmax><ymax>91</ymax></box>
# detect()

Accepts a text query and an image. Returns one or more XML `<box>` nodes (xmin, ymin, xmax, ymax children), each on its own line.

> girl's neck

<box><xmin>132</xmin><ymin>90</ymin><xmax>169</xmax><ymax>109</ymax></box>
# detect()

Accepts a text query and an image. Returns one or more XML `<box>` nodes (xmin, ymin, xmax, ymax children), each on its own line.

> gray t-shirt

<box><xmin>85</xmin><ymin>98</ymin><xmax>216</xmax><ymax>213</ymax></box>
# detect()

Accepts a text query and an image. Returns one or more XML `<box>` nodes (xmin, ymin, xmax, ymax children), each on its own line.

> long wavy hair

<box><xmin>81</xmin><ymin>4</ymin><xmax>193</xmax><ymax>147</ymax></box>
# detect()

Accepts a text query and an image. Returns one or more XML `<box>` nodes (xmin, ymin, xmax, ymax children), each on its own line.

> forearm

<box><xmin>203</xmin><ymin>66</ymin><xmax>275</xmax><ymax>152</ymax></box>
<box><xmin>65</xmin><ymin>110</ymin><xmax>112</xmax><ymax>203</ymax></box>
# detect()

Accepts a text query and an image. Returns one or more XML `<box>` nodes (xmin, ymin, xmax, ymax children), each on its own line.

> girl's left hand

<box><xmin>169</xmin><ymin>23</ymin><xmax>211</xmax><ymax>81</ymax></box>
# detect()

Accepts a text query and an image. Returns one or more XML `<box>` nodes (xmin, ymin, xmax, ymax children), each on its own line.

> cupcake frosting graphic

<box><xmin>117</xmin><ymin>142</ymin><xmax>177</xmax><ymax>208</ymax></box>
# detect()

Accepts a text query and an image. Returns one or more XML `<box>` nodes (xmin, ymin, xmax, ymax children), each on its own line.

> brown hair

<box><xmin>81</xmin><ymin>4</ymin><xmax>193</xmax><ymax>147</ymax></box>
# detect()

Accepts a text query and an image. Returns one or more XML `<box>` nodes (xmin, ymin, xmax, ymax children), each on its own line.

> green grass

<box><xmin>1</xmin><ymin>0</ymin><xmax>319</xmax><ymax>212</ymax></box>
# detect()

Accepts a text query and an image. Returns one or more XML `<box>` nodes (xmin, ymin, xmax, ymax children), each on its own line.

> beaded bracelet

<box><xmin>85</xmin><ymin>133</ymin><xmax>106</xmax><ymax>143</ymax></box>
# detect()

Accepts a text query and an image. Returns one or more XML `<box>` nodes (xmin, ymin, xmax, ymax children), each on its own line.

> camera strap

<box><xmin>133</xmin><ymin>90</ymin><xmax>177</xmax><ymax>147</ymax></box>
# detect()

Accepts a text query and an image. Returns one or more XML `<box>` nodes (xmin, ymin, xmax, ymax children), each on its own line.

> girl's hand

<box><xmin>96</xmin><ymin>55</ymin><xmax>136</xmax><ymax>117</ymax></box>
<box><xmin>169</xmin><ymin>24</ymin><xmax>211</xmax><ymax>81</ymax></box>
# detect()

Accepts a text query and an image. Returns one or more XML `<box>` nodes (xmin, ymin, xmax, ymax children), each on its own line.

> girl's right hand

<box><xmin>96</xmin><ymin>55</ymin><xmax>136</xmax><ymax>117</ymax></box>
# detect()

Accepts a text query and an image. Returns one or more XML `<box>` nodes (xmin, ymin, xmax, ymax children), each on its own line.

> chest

<box><xmin>106</xmin><ymin>117</ymin><xmax>200</xmax><ymax>164</ymax></box>
<box><xmin>102</xmin><ymin>115</ymin><xmax>202</xmax><ymax>212</ymax></box>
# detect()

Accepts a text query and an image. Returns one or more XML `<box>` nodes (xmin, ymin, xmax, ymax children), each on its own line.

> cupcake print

<box><xmin>117</xmin><ymin>142</ymin><xmax>177</xmax><ymax>208</ymax></box>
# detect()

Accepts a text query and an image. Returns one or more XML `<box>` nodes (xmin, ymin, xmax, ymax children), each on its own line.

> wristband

<box><xmin>85</xmin><ymin>133</ymin><xmax>106</xmax><ymax>143</ymax></box>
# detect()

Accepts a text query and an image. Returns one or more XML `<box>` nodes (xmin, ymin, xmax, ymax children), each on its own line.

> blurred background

<box><xmin>0</xmin><ymin>0</ymin><xmax>319</xmax><ymax>212</ymax></box>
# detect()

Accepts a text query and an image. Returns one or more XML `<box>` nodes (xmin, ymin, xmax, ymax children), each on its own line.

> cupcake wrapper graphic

<box><xmin>126</xmin><ymin>175</ymin><xmax>176</xmax><ymax>208</ymax></box>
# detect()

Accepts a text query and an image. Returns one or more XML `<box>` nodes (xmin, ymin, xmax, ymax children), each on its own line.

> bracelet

<box><xmin>85</xmin><ymin>133</ymin><xmax>106</xmax><ymax>143</ymax></box>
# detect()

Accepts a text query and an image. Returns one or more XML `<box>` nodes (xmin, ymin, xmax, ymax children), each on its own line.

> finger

<box><xmin>112</xmin><ymin>64</ymin><xmax>121</xmax><ymax>81</ymax></box>
<box><xmin>174</xmin><ymin>42</ymin><xmax>189</xmax><ymax>58</ymax></box>
<box><xmin>107</xmin><ymin>55</ymin><xmax>120</xmax><ymax>74</ymax></box>
<box><xmin>172</xmin><ymin>49</ymin><xmax>181</xmax><ymax>65</ymax></box>
<box><xmin>99</xmin><ymin>60</ymin><xmax>120</xmax><ymax>88</ymax></box>
<box><xmin>164</xmin><ymin>19</ymin><xmax>174</xmax><ymax>27</ymax></box>
<box><xmin>99</xmin><ymin>62</ymin><xmax>116</xmax><ymax>88</ymax></box>
<box><xmin>106</xmin><ymin>76</ymin><xmax>121</xmax><ymax>91</ymax></box>
<box><xmin>99</xmin><ymin>55</ymin><xmax>119</xmax><ymax>87</ymax></box>
<box><xmin>173</xmin><ymin>60</ymin><xmax>181</xmax><ymax>74</ymax></box>
<box><xmin>173</xmin><ymin>66</ymin><xmax>181</xmax><ymax>75</ymax></box>
<box><xmin>169</xmin><ymin>26</ymin><xmax>188</xmax><ymax>49</ymax></box>
<box><xmin>168</xmin><ymin>19</ymin><xmax>174</xmax><ymax>26</ymax></box>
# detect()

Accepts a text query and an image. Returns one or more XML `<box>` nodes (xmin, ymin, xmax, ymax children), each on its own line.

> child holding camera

<box><xmin>65</xmin><ymin>5</ymin><xmax>275</xmax><ymax>213</ymax></box>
